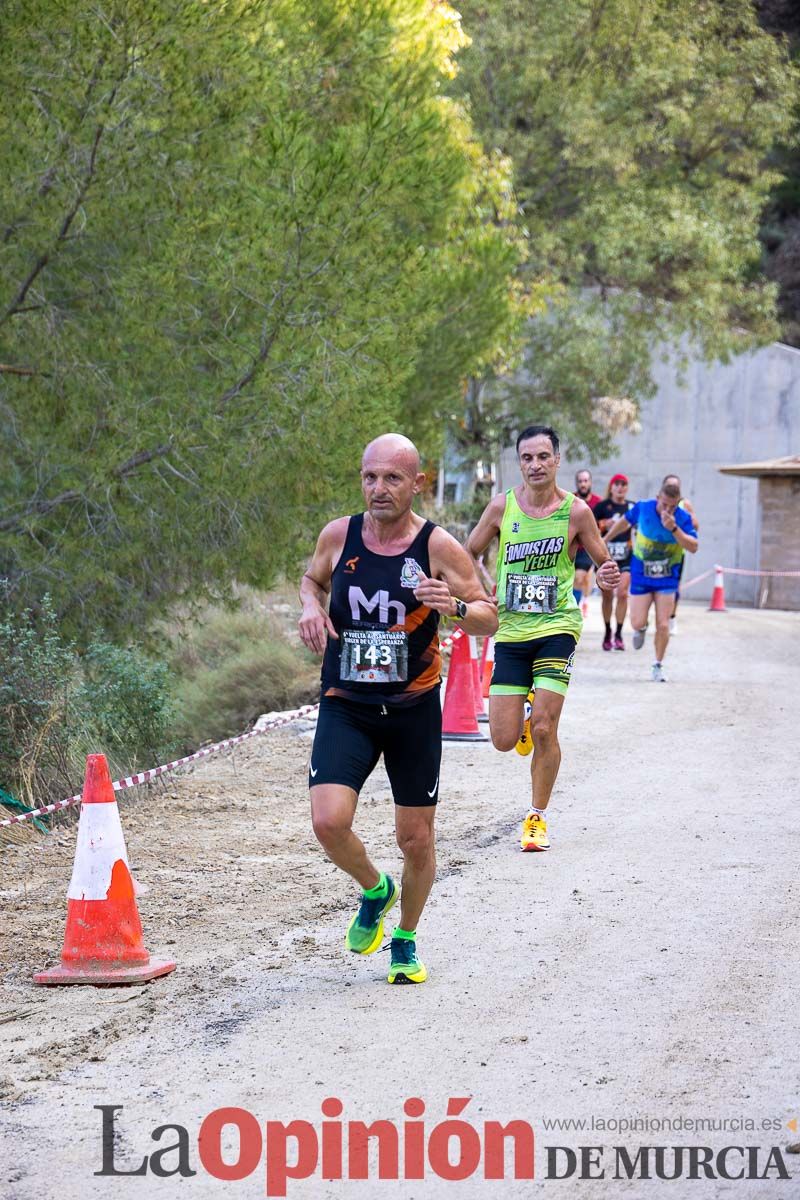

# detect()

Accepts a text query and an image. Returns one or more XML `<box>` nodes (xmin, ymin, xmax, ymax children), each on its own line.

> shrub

<box><xmin>0</xmin><ymin>597</ymin><xmax>81</xmax><ymax>808</ymax></box>
<box><xmin>0</xmin><ymin>598</ymin><xmax>176</xmax><ymax>810</ymax></box>
<box><xmin>171</xmin><ymin>607</ymin><xmax>319</xmax><ymax>746</ymax></box>
<box><xmin>77</xmin><ymin>642</ymin><xmax>178</xmax><ymax>773</ymax></box>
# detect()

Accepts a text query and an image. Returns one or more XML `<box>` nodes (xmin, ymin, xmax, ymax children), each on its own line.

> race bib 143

<box><xmin>339</xmin><ymin>629</ymin><xmax>408</xmax><ymax>683</ymax></box>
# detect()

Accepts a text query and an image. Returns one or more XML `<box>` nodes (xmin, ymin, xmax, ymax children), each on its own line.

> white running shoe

<box><xmin>651</xmin><ymin>662</ymin><xmax>666</xmax><ymax>682</ymax></box>
<box><xmin>633</xmin><ymin>626</ymin><xmax>647</xmax><ymax>650</ymax></box>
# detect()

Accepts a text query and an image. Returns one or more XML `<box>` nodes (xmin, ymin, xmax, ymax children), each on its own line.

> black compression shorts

<box><xmin>574</xmin><ymin>549</ymin><xmax>593</xmax><ymax>572</ymax></box>
<box><xmin>308</xmin><ymin>687</ymin><xmax>441</xmax><ymax>807</ymax></box>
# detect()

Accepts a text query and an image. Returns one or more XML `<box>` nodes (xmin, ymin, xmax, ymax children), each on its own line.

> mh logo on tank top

<box><xmin>348</xmin><ymin>587</ymin><xmax>406</xmax><ymax>625</ymax></box>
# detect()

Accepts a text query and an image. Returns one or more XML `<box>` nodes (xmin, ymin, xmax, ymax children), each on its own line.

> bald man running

<box><xmin>300</xmin><ymin>434</ymin><xmax>497</xmax><ymax>984</ymax></box>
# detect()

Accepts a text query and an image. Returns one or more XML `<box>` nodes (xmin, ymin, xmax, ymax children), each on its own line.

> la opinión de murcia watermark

<box><xmin>96</xmin><ymin>1099</ymin><xmax>534</xmax><ymax>1195</ymax></box>
<box><xmin>95</xmin><ymin>1102</ymin><xmax>792</xmax><ymax>1194</ymax></box>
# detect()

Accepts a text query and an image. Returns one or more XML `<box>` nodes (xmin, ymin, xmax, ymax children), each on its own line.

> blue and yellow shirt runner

<box><xmin>627</xmin><ymin>499</ymin><xmax>696</xmax><ymax>592</ymax></box>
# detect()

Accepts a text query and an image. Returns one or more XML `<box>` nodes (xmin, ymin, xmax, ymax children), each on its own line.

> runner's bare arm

<box><xmin>573</xmin><ymin>500</ymin><xmax>620</xmax><ymax>593</ymax></box>
<box><xmin>464</xmin><ymin>493</ymin><xmax>505</xmax><ymax>564</ymax></box>
<box><xmin>604</xmin><ymin>515</ymin><xmax>632</xmax><ymax>542</ymax></box>
<box><xmin>298</xmin><ymin>518</ymin><xmax>349</xmax><ymax>654</ymax></box>
<box><xmin>420</xmin><ymin>528</ymin><xmax>499</xmax><ymax>635</ymax></box>
<box><xmin>661</xmin><ymin>510</ymin><xmax>698</xmax><ymax>553</ymax></box>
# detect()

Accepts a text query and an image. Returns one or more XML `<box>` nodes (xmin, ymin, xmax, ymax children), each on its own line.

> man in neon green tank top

<box><xmin>467</xmin><ymin>426</ymin><xmax>619</xmax><ymax>851</ymax></box>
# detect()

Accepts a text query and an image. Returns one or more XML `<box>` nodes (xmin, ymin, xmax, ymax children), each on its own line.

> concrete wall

<box><xmin>497</xmin><ymin>341</ymin><xmax>800</xmax><ymax>604</ymax></box>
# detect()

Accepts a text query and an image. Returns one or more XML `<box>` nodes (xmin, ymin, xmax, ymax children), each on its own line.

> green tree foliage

<box><xmin>0</xmin><ymin>0</ymin><xmax>524</xmax><ymax>639</ymax></box>
<box><xmin>451</xmin><ymin>0</ymin><xmax>799</xmax><ymax>458</ymax></box>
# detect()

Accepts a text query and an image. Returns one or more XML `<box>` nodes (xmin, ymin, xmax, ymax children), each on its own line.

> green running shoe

<box><xmin>387</xmin><ymin>937</ymin><xmax>427</xmax><ymax>985</ymax></box>
<box><xmin>345</xmin><ymin>874</ymin><xmax>399</xmax><ymax>955</ymax></box>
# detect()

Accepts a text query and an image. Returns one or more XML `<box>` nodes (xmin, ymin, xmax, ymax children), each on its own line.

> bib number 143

<box><xmin>340</xmin><ymin>629</ymin><xmax>408</xmax><ymax>683</ymax></box>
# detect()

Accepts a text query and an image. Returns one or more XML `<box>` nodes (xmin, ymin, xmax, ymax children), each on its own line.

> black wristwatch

<box><xmin>453</xmin><ymin>597</ymin><xmax>468</xmax><ymax>620</ymax></box>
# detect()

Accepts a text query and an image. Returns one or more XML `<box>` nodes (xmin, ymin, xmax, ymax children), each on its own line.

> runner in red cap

<box><xmin>592</xmin><ymin>474</ymin><xmax>635</xmax><ymax>650</ymax></box>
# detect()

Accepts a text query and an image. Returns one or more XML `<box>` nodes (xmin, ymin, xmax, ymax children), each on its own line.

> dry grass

<box><xmin>169</xmin><ymin>586</ymin><xmax>319</xmax><ymax>747</ymax></box>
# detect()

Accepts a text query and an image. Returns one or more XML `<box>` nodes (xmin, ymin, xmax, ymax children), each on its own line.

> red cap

<box><xmin>610</xmin><ymin>473</ymin><xmax>629</xmax><ymax>486</ymax></box>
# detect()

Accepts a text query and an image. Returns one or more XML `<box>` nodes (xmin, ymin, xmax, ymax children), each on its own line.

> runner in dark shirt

<box><xmin>572</xmin><ymin>468</ymin><xmax>601</xmax><ymax>615</ymax></box>
<box><xmin>299</xmin><ymin>433</ymin><xmax>496</xmax><ymax>983</ymax></box>
<box><xmin>593</xmin><ymin>473</ymin><xmax>634</xmax><ymax>650</ymax></box>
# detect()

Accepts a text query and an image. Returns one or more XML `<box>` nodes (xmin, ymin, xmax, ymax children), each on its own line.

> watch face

<box><xmin>456</xmin><ymin>599</ymin><xmax>467</xmax><ymax>619</ymax></box>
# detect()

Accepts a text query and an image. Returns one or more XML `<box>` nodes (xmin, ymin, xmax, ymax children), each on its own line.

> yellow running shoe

<box><xmin>515</xmin><ymin>692</ymin><xmax>534</xmax><ymax>756</ymax></box>
<box><xmin>387</xmin><ymin>937</ymin><xmax>427</xmax><ymax>985</ymax></box>
<box><xmin>521</xmin><ymin>811</ymin><xmax>550</xmax><ymax>852</ymax></box>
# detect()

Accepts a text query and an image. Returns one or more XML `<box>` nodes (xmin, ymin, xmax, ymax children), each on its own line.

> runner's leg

<box><xmin>616</xmin><ymin>571</ymin><xmax>630</xmax><ymax>628</ymax></box>
<box><xmin>629</xmin><ymin>591</ymin><xmax>653</xmax><ymax>640</ymax></box>
<box><xmin>311</xmin><ymin>785</ymin><xmax>380</xmax><ymax>890</ymax></box>
<box><xmin>653</xmin><ymin>591</ymin><xmax>674</xmax><ymax>662</ymax></box>
<box><xmin>395</xmin><ymin>804</ymin><xmax>437</xmax><ymax>932</ymax></box>
<box><xmin>489</xmin><ymin>693</ymin><xmax>527</xmax><ymax>751</ymax></box>
<box><xmin>530</xmin><ymin>687</ymin><xmax>566</xmax><ymax>811</ymax></box>
<box><xmin>602</xmin><ymin>584</ymin><xmax>613</xmax><ymax>648</ymax></box>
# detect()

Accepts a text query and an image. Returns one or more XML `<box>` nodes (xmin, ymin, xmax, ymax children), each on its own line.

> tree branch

<box><xmin>0</xmin><ymin>442</ymin><xmax>173</xmax><ymax>533</ymax></box>
<box><xmin>0</xmin><ymin>363</ymin><xmax>46</xmax><ymax>376</ymax></box>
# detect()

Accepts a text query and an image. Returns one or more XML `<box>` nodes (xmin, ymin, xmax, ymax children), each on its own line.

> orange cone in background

<box><xmin>469</xmin><ymin>635</ymin><xmax>488</xmax><ymax>723</ymax></box>
<box><xmin>480</xmin><ymin>636</ymin><xmax>494</xmax><ymax>700</ymax></box>
<box><xmin>34</xmin><ymin>754</ymin><xmax>176</xmax><ymax>986</ymax></box>
<box><xmin>442</xmin><ymin>634</ymin><xmax>488</xmax><ymax>741</ymax></box>
<box><xmin>708</xmin><ymin>565</ymin><xmax>727</xmax><ymax>612</ymax></box>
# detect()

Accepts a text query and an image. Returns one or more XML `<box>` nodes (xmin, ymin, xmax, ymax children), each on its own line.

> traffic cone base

<box><xmin>442</xmin><ymin>730</ymin><xmax>490</xmax><ymax>742</ymax></box>
<box><xmin>34</xmin><ymin>957</ymin><xmax>176</xmax><ymax>986</ymax></box>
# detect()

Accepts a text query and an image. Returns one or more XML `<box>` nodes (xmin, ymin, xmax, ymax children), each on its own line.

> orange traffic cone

<box><xmin>479</xmin><ymin>636</ymin><xmax>494</xmax><ymax>700</ymax></box>
<box><xmin>708</xmin><ymin>565</ymin><xmax>727</xmax><ymax>612</ymax></box>
<box><xmin>469</xmin><ymin>635</ymin><xmax>488</xmax><ymax>723</ymax></box>
<box><xmin>34</xmin><ymin>755</ymin><xmax>176</xmax><ymax>986</ymax></box>
<box><xmin>442</xmin><ymin>634</ymin><xmax>488</xmax><ymax>741</ymax></box>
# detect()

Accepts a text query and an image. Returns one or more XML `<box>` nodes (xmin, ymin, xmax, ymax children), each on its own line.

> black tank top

<box><xmin>320</xmin><ymin>514</ymin><xmax>441</xmax><ymax>706</ymax></box>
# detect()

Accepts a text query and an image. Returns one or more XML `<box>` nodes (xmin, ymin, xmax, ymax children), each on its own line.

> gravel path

<box><xmin>2</xmin><ymin>602</ymin><xmax>799</xmax><ymax>1198</ymax></box>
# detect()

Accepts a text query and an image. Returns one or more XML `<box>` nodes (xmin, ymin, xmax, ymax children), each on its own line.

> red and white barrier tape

<box><xmin>0</xmin><ymin>627</ymin><xmax>466</xmax><ymax>829</ymax></box>
<box><xmin>715</xmin><ymin>567</ymin><xmax>800</xmax><ymax>578</ymax></box>
<box><xmin>678</xmin><ymin>568</ymin><xmax>714</xmax><ymax>590</ymax></box>
<box><xmin>682</xmin><ymin>565</ymin><xmax>800</xmax><ymax>590</ymax></box>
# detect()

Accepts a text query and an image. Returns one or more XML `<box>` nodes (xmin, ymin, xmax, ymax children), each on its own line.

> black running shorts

<box><xmin>574</xmin><ymin>548</ymin><xmax>593</xmax><ymax>572</ymax></box>
<box><xmin>308</xmin><ymin>687</ymin><xmax>441</xmax><ymax>806</ymax></box>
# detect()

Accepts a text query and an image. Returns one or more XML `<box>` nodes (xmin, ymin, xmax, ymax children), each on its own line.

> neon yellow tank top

<box><xmin>496</xmin><ymin>489</ymin><xmax>582</xmax><ymax>643</ymax></box>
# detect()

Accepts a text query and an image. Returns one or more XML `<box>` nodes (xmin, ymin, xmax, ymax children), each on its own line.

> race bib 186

<box><xmin>609</xmin><ymin>540</ymin><xmax>630</xmax><ymax>561</ymax></box>
<box><xmin>339</xmin><ymin>629</ymin><xmax>408</xmax><ymax>683</ymax></box>
<box><xmin>643</xmin><ymin>558</ymin><xmax>672</xmax><ymax>579</ymax></box>
<box><xmin>505</xmin><ymin>573</ymin><xmax>558</xmax><ymax>614</ymax></box>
